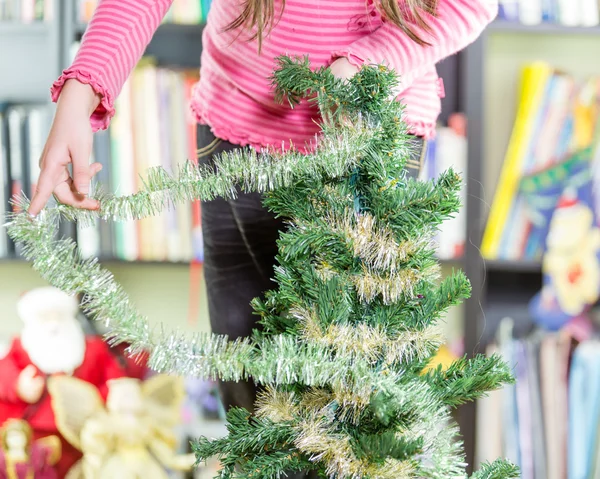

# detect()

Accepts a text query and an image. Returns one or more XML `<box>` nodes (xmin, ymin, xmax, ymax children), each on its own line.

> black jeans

<box><xmin>197</xmin><ymin>124</ymin><xmax>425</xmax><ymax>476</ymax></box>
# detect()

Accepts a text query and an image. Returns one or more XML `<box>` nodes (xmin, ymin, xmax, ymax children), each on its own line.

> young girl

<box><xmin>29</xmin><ymin>0</ymin><xmax>498</xmax><ymax>461</ymax></box>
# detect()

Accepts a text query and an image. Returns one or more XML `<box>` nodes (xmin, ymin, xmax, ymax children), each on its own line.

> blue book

<box><xmin>568</xmin><ymin>341</ymin><xmax>600</xmax><ymax>479</ymax></box>
<box><xmin>541</xmin><ymin>0</ymin><xmax>557</xmax><ymax>22</ymax></box>
<box><xmin>499</xmin><ymin>0</ymin><xmax>520</xmax><ymax>21</ymax></box>
<box><xmin>201</xmin><ymin>0</ymin><xmax>212</xmax><ymax>20</ymax></box>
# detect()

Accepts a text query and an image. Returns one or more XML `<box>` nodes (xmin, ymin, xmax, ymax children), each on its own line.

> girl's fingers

<box><xmin>71</xmin><ymin>160</ymin><xmax>91</xmax><ymax>196</ymax></box>
<box><xmin>54</xmin><ymin>180</ymin><xmax>100</xmax><ymax>210</ymax></box>
<box><xmin>28</xmin><ymin>163</ymin><xmax>103</xmax><ymax>216</ymax></box>
<box><xmin>28</xmin><ymin>155</ymin><xmax>65</xmax><ymax>216</ymax></box>
<box><xmin>29</xmin><ymin>172</ymin><xmax>57</xmax><ymax>216</ymax></box>
<box><xmin>89</xmin><ymin>162</ymin><xmax>103</xmax><ymax>179</ymax></box>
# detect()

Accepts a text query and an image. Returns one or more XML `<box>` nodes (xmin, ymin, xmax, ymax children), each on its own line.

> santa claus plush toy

<box><xmin>0</xmin><ymin>287</ymin><xmax>132</xmax><ymax>477</ymax></box>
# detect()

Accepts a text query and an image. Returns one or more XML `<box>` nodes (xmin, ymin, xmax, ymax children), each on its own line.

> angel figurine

<box><xmin>48</xmin><ymin>375</ymin><xmax>196</xmax><ymax>479</ymax></box>
<box><xmin>0</xmin><ymin>419</ymin><xmax>61</xmax><ymax>479</ymax></box>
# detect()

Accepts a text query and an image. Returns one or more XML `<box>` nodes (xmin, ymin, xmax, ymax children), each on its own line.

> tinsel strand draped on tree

<box><xmin>6</xmin><ymin>57</ymin><xmax>519</xmax><ymax>479</ymax></box>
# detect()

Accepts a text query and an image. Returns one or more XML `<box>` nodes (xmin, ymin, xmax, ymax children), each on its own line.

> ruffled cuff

<box><xmin>50</xmin><ymin>69</ymin><xmax>115</xmax><ymax>132</ymax></box>
<box><xmin>405</xmin><ymin>120</ymin><xmax>437</xmax><ymax>140</ymax></box>
<box><xmin>329</xmin><ymin>50</ymin><xmax>368</xmax><ymax>69</ymax></box>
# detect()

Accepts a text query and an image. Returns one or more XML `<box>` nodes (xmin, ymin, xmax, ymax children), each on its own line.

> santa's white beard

<box><xmin>21</xmin><ymin>320</ymin><xmax>86</xmax><ymax>375</ymax></box>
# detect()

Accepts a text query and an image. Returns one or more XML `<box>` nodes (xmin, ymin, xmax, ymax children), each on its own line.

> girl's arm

<box><xmin>51</xmin><ymin>0</ymin><xmax>174</xmax><ymax>131</ymax></box>
<box><xmin>332</xmin><ymin>0</ymin><xmax>498</xmax><ymax>80</ymax></box>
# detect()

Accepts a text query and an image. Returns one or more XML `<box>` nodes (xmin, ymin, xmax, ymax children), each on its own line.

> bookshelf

<box><xmin>73</xmin><ymin>23</ymin><xmax>206</xmax><ymax>68</ymax></box>
<box><xmin>459</xmin><ymin>19</ymin><xmax>600</xmax><ymax>472</ymax></box>
<box><xmin>0</xmin><ymin>21</ymin><xmax>60</xmax><ymax>102</ymax></box>
<box><xmin>3</xmin><ymin>1</ymin><xmax>598</xmax><ymax>472</ymax></box>
<box><xmin>488</xmin><ymin>20</ymin><xmax>600</xmax><ymax>34</ymax></box>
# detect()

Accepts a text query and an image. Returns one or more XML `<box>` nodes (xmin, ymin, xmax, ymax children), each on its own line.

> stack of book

<box><xmin>477</xmin><ymin>317</ymin><xmax>600</xmax><ymax>479</ymax></box>
<box><xmin>77</xmin><ymin>0</ymin><xmax>211</xmax><ymax>24</ymax></box>
<box><xmin>499</xmin><ymin>0</ymin><xmax>600</xmax><ymax>26</ymax></box>
<box><xmin>0</xmin><ymin>0</ymin><xmax>54</xmax><ymax>22</ymax></box>
<box><xmin>419</xmin><ymin>113</ymin><xmax>468</xmax><ymax>261</ymax></box>
<box><xmin>481</xmin><ymin>63</ymin><xmax>600</xmax><ymax>260</ymax></box>
<box><xmin>0</xmin><ymin>103</ymin><xmax>55</xmax><ymax>257</ymax></box>
<box><xmin>78</xmin><ymin>61</ymin><xmax>202</xmax><ymax>263</ymax></box>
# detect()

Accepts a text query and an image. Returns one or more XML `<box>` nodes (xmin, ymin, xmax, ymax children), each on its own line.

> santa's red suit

<box><xmin>0</xmin><ymin>336</ymin><xmax>129</xmax><ymax>478</ymax></box>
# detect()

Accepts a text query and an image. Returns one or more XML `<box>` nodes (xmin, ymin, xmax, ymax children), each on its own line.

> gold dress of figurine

<box><xmin>0</xmin><ymin>419</ymin><xmax>61</xmax><ymax>479</ymax></box>
<box><xmin>48</xmin><ymin>375</ymin><xmax>196</xmax><ymax>479</ymax></box>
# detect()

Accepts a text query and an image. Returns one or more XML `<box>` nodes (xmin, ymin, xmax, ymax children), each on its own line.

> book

<box><xmin>498</xmin><ymin>0</ymin><xmax>520</xmax><ymax>21</ymax></box>
<box><xmin>475</xmin><ymin>343</ymin><xmax>504</xmax><ymax>467</ymax></box>
<box><xmin>568</xmin><ymin>341</ymin><xmax>600</xmax><ymax>478</ymax></box>
<box><xmin>167</xmin><ymin>69</ymin><xmax>193</xmax><ymax>262</ymax></box>
<box><xmin>110</xmin><ymin>77</ymin><xmax>139</xmax><ymax>261</ymax></box>
<box><xmin>481</xmin><ymin>319</ymin><xmax>600</xmax><ymax>479</ymax></box>
<box><xmin>0</xmin><ymin>110</ymin><xmax>8</xmax><ymax>257</ymax></box>
<box><xmin>519</xmin><ymin>0</ymin><xmax>543</xmax><ymax>25</ymax></box>
<box><xmin>184</xmin><ymin>74</ymin><xmax>204</xmax><ymax>263</ymax></box>
<box><xmin>95</xmin><ymin>130</ymin><xmax>114</xmax><ymax>258</ymax></box>
<box><xmin>0</xmin><ymin>0</ymin><xmax>52</xmax><ymax>21</ymax></box>
<box><xmin>421</xmin><ymin>114</ymin><xmax>467</xmax><ymax>260</ymax></box>
<box><xmin>493</xmin><ymin>0</ymin><xmax>599</xmax><ymax>26</ymax></box>
<box><xmin>6</xmin><ymin>107</ymin><xmax>25</xmax><ymax>215</ymax></box>
<box><xmin>77</xmin><ymin>0</ymin><xmax>210</xmax><ymax>24</ymax></box>
<box><xmin>558</xmin><ymin>0</ymin><xmax>581</xmax><ymax>25</ymax></box>
<box><xmin>88</xmin><ymin>62</ymin><xmax>199</xmax><ymax>263</ymax></box>
<box><xmin>1</xmin><ymin>104</ymin><xmax>54</xmax><ymax>257</ymax></box>
<box><xmin>580</xmin><ymin>0</ymin><xmax>600</xmax><ymax>25</ymax></box>
<box><xmin>481</xmin><ymin>62</ymin><xmax>553</xmax><ymax>258</ymax></box>
<box><xmin>482</xmin><ymin>66</ymin><xmax>600</xmax><ymax>261</ymax></box>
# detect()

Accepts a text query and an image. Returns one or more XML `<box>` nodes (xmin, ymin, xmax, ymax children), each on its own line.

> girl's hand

<box><xmin>28</xmin><ymin>80</ymin><xmax>104</xmax><ymax>216</ymax></box>
<box><xmin>330</xmin><ymin>57</ymin><xmax>360</xmax><ymax>81</ymax></box>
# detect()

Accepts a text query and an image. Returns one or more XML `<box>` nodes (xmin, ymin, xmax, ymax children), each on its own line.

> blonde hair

<box><xmin>227</xmin><ymin>0</ymin><xmax>438</xmax><ymax>52</ymax></box>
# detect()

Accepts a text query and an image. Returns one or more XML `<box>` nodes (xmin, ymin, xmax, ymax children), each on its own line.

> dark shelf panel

<box><xmin>483</xmin><ymin>259</ymin><xmax>542</xmax><ymax>273</ymax></box>
<box><xmin>75</xmin><ymin>22</ymin><xmax>205</xmax><ymax>68</ymax></box>
<box><xmin>146</xmin><ymin>23</ymin><xmax>205</xmax><ymax>68</ymax></box>
<box><xmin>488</xmin><ymin>20</ymin><xmax>600</xmax><ymax>35</ymax></box>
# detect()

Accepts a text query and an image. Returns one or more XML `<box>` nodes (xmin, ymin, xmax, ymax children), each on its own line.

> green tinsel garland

<box><xmin>5</xmin><ymin>57</ymin><xmax>519</xmax><ymax>479</ymax></box>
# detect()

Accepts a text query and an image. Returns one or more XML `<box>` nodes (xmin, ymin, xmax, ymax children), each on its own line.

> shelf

<box><xmin>483</xmin><ymin>259</ymin><xmax>542</xmax><ymax>273</ymax></box>
<box><xmin>74</xmin><ymin>23</ymin><xmax>86</xmax><ymax>36</ymax></box>
<box><xmin>146</xmin><ymin>23</ymin><xmax>205</xmax><ymax>68</ymax></box>
<box><xmin>0</xmin><ymin>21</ymin><xmax>58</xmax><ymax>102</ymax></box>
<box><xmin>0</xmin><ymin>22</ymin><xmax>50</xmax><ymax>35</ymax></box>
<box><xmin>0</xmin><ymin>257</ymin><xmax>25</xmax><ymax>264</ymax></box>
<box><xmin>99</xmin><ymin>258</ymin><xmax>196</xmax><ymax>266</ymax></box>
<box><xmin>75</xmin><ymin>22</ymin><xmax>205</xmax><ymax>68</ymax></box>
<box><xmin>488</xmin><ymin>20</ymin><xmax>600</xmax><ymax>35</ymax></box>
<box><xmin>439</xmin><ymin>257</ymin><xmax>464</xmax><ymax>266</ymax></box>
<box><xmin>0</xmin><ymin>257</ymin><xmax>197</xmax><ymax>266</ymax></box>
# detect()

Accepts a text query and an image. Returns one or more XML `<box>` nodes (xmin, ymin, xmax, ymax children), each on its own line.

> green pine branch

<box><xmin>471</xmin><ymin>460</ymin><xmax>520</xmax><ymax>479</ymax></box>
<box><xmin>425</xmin><ymin>354</ymin><xmax>515</xmax><ymax>408</ymax></box>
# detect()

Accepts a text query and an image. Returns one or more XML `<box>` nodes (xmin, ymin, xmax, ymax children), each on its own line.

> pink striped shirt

<box><xmin>51</xmin><ymin>0</ymin><xmax>498</xmax><ymax>150</ymax></box>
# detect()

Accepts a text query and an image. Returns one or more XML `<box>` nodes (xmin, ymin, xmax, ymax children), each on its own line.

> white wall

<box><xmin>0</xmin><ymin>262</ymin><xmax>210</xmax><ymax>341</ymax></box>
<box><xmin>484</xmin><ymin>32</ymin><xmax>600</xmax><ymax>200</ymax></box>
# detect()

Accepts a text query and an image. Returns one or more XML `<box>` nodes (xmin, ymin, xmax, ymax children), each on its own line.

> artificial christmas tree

<box><xmin>7</xmin><ymin>58</ymin><xmax>518</xmax><ymax>479</ymax></box>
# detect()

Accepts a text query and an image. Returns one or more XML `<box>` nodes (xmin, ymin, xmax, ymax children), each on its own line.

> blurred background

<box><xmin>2</xmin><ymin>0</ymin><xmax>600</xmax><ymax>478</ymax></box>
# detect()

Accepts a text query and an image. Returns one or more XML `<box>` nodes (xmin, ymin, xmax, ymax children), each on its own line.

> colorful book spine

<box><xmin>0</xmin><ymin>0</ymin><xmax>52</xmax><ymax>21</ymax></box>
<box><xmin>494</xmin><ymin>0</ymin><xmax>600</xmax><ymax>25</ymax></box>
<box><xmin>481</xmin><ymin>62</ymin><xmax>553</xmax><ymax>259</ymax></box>
<box><xmin>498</xmin><ymin>0</ymin><xmax>520</xmax><ymax>21</ymax></box>
<box><xmin>483</xmin><ymin>66</ymin><xmax>600</xmax><ymax>261</ymax></box>
<box><xmin>100</xmin><ymin>64</ymin><xmax>199</xmax><ymax>263</ymax></box>
<box><xmin>77</xmin><ymin>0</ymin><xmax>210</xmax><ymax>23</ymax></box>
